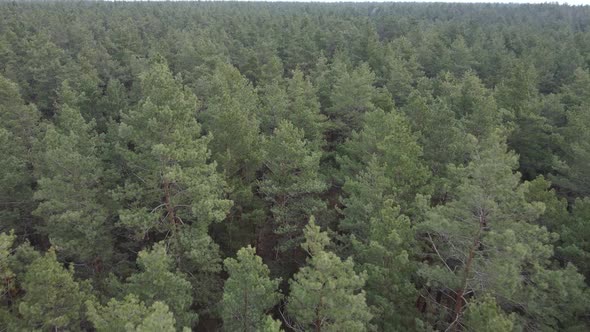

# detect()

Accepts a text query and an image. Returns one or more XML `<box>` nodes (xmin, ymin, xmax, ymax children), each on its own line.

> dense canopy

<box><xmin>0</xmin><ymin>1</ymin><xmax>589</xmax><ymax>331</ymax></box>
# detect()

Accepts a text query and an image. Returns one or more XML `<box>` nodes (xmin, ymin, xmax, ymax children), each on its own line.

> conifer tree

<box><xmin>286</xmin><ymin>217</ymin><xmax>372</xmax><ymax>332</ymax></box>
<box><xmin>325</xmin><ymin>62</ymin><xmax>377</xmax><ymax>145</ymax></box>
<box><xmin>259</xmin><ymin>316</ymin><xmax>284</xmax><ymax>332</ymax></box>
<box><xmin>338</xmin><ymin>109</ymin><xmax>430</xmax><ymax>214</ymax></box>
<box><xmin>258</xmin><ymin>80</ymin><xmax>290</xmax><ymax>136</ymax></box>
<box><xmin>18</xmin><ymin>249</ymin><xmax>90</xmax><ymax>330</ymax></box>
<box><xmin>438</xmin><ymin>71</ymin><xmax>502</xmax><ymax>140</ymax></box>
<box><xmin>200</xmin><ymin>62</ymin><xmax>261</xmax><ymax>184</ymax></box>
<box><xmin>198</xmin><ymin>63</ymin><xmax>264</xmax><ymax>251</ymax></box>
<box><xmin>381</xmin><ymin>48</ymin><xmax>416</xmax><ymax>106</ymax></box>
<box><xmin>463</xmin><ymin>295</ymin><xmax>515</xmax><ymax>332</ymax></box>
<box><xmin>417</xmin><ymin>132</ymin><xmax>589</xmax><ymax>330</ymax></box>
<box><xmin>0</xmin><ymin>75</ymin><xmax>40</xmax><ymax>235</ymax></box>
<box><xmin>557</xmin><ymin>198</ymin><xmax>590</xmax><ymax>279</ymax></box>
<box><xmin>126</xmin><ymin>242</ymin><xmax>196</xmax><ymax>328</ymax></box>
<box><xmin>258</xmin><ymin>70</ymin><xmax>326</xmax><ymax>147</ymax></box>
<box><xmin>552</xmin><ymin>104</ymin><xmax>590</xmax><ymax>196</ymax></box>
<box><xmin>34</xmin><ymin>99</ymin><xmax>112</xmax><ymax>264</ymax></box>
<box><xmin>259</xmin><ymin>121</ymin><xmax>327</xmax><ymax>254</ymax></box>
<box><xmin>0</xmin><ymin>232</ymin><xmax>15</xmax><ymax>299</ymax></box>
<box><xmin>116</xmin><ymin>58</ymin><xmax>230</xmax><ymax>237</ymax></box>
<box><xmin>341</xmin><ymin>161</ymin><xmax>420</xmax><ymax>330</ymax></box>
<box><xmin>115</xmin><ymin>58</ymin><xmax>231</xmax><ymax>316</ymax></box>
<box><xmin>284</xmin><ymin>69</ymin><xmax>327</xmax><ymax>146</ymax></box>
<box><xmin>222</xmin><ymin>245</ymin><xmax>281</xmax><ymax>332</ymax></box>
<box><xmin>87</xmin><ymin>294</ymin><xmax>182</xmax><ymax>332</ymax></box>
<box><xmin>401</xmin><ymin>93</ymin><xmax>471</xmax><ymax>201</ymax></box>
<box><xmin>19</xmin><ymin>32</ymin><xmax>67</xmax><ymax>114</ymax></box>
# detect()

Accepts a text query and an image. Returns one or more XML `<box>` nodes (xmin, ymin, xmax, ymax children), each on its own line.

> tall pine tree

<box><xmin>286</xmin><ymin>217</ymin><xmax>372</xmax><ymax>332</ymax></box>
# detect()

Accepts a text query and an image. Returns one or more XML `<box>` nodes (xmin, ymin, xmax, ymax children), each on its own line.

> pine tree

<box><xmin>557</xmin><ymin>198</ymin><xmax>590</xmax><ymax>280</ymax></box>
<box><xmin>259</xmin><ymin>316</ymin><xmax>284</xmax><ymax>332</ymax></box>
<box><xmin>200</xmin><ymin>62</ymin><xmax>261</xmax><ymax>184</ymax></box>
<box><xmin>0</xmin><ymin>75</ymin><xmax>40</xmax><ymax>235</ymax></box>
<box><xmin>126</xmin><ymin>242</ymin><xmax>197</xmax><ymax>329</ymax></box>
<box><xmin>259</xmin><ymin>121</ymin><xmax>327</xmax><ymax>254</ymax></box>
<box><xmin>401</xmin><ymin>93</ymin><xmax>471</xmax><ymax>202</ymax></box>
<box><xmin>552</xmin><ymin>103</ymin><xmax>590</xmax><ymax>196</ymax></box>
<box><xmin>341</xmin><ymin>160</ymin><xmax>420</xmax><ymax>330</ymax></box>
<box><xmin>116</xmin><ymin>58</ymin><xmax>231</xmax><ymax>237</ymax></box>
<box><xmin>257</xmin><ymin>70</ymin><xmax>326</xmax><ymax>147</ymax></box>
<box><xmin>381</xmin><ymin>48</ymin><xmax>416</xmax><ymax>106</ymax></box>
<box><xmin>198</xmin><ymin>63</ymin><xmax>264</xmax><ymax>252</ymax></box>
<box><xmin>33</xmin><ymin>100</ymin><xmax>112</xmax><ymax>265</ymax></box>
<box><xmin>96</xmin><ymin>78</ymin><xmax>129</xmax><ymax>131</ymax></box>
<box><xmin>19</xmin><ymin>32</ymin><xmax>67</xmax><ymax>115</ymax></box>
<box><xmin>417</xmin><ymin>132</ymin><xmax>589</xmax><ymax>330</ymax></box>
<box><xmin>222</xmin><ymin>245</ymin><xmax>281</xmax><ymax>332</ymax></box>
<box><xmin>18</xmin><ymin>249</ymin><xmax>90</xmax><ymax>330</ymax></box>
<box><xmin>258</xmin><ymin>80</ymin><xmax>290</xmax><ymax>136</ymax></box>
<box><xmin>338</xmin><ymin>109</ymin><xmax>431</xmax><ymax>214</ymax></box>
<box><xmin>115</xmin><ymin>59</ymin><xmax>231</xmax><ymax>310</ymax></box>
<box><xmin>86</xmin><ymin>294</ymin><xmax>183</xmax><ymax>332</ymax></box>
<box><xmin>286</xmin><ymin>217</ymin><xmax>372</xmax><ymax>332</ymax></box>
<box><xmin>284</xmin><ymin>69</ymin><xmax>327</xmax><ymax>146</ymax></box>
<box><xmin>448</xmin><ymin>36</ymin><xmax>476</xmax><ymax>77</ymax></box>
<box><xmin>0</xmin><ymin>232</ymin><xmax>16</xmax><ymax>299</ymax></box>
<box><xmin>325</xmin><ymin>62</ymin><xmax>377</xmax><ymax>145</ymax></box>
<box><xmin>132</xmin><ymin>301</ymin><xmax>187</xmax><ymax>332</ymax></box>
<box><xmin>463</xmin><ymin>295</ymin><xmax>514</xmax><ymax>332</ymax></box>
<box><xmin>438</xmin><ymin>71</ymin><xmax>502</xmax><ymax>140</ymax></box>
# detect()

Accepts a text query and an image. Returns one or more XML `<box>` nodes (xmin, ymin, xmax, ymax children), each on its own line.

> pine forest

<box><xmin>0</xmin><ymin>1</ymin><xmax>590</xmax><ymax>331</ymax></box>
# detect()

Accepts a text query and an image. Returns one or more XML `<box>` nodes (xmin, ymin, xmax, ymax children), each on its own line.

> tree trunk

<box><xmin>451</xmin><ymin>208</ymin><xmax>486</xmax><ymax>331</ymax></box>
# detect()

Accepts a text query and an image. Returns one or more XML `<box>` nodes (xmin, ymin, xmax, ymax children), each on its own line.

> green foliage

<box><xmin>557</xmin><ymin>198</ymin><xmax>590</xmax><ymax>279</ymax></box>
<box><xmin>260</xmin><ymin>120</ymin><xmax>327</xmax><ymax>253</ymax></box>
<box><xmin>86</xmin><ymin>294</ymin><xmax>180</xmax><ymax>332</ymax></box>
<box><xmin>116</xmin><ymin>59</ymin><xmax>231</xmax><ymax>237</ymax></box>
<box><xmin>259</xmin><ymin>316</ymin><xmax>284</xmax><ymax>332</ymax></box>
<box><xmin>0</xmin><ymin>231</ymin><xmax>16</xmax><ymax>299</ymax></box>
<box><xmin>325</xmin><ymin>62</ymin><xmax>377</xmax><ymax>144</ymax></box>
<box><xmin>438</xmin><ymin>71</ymin><xmax>503</xmax><ymax>140</ymax></box>
<box><xmin>201</xmin><ymin>62</ymin><xmax>261</xmax><ymax>182</ymax></box>
<box><xmin>222</xmin><ymin>245</ymin><xmax>281</xmax><ymax>332</ymax></box>
<box><xmin>18</xmin><ymin>249</ymin><xmax>90</xmax><ymax>330</ymax></box>
<box><xmin>361</xmin><ymin>206</ymin><xmax>418</xmax><ymax>329</ymax></box>
<box><xmin>286</xmin><ymin>217</ymin><xmax>372</xmax><ymax>332</ymax></box>
<box><xmin>339</xmin><ymin>109</ymin><xmax>431</xmax><ymax>214</ymax></box>
<box><xmin>126</xmin><ymin>242</ymin><xmax>196</xmax><ymax>329</ymax></box>
<box><xmin>418</xmin><ymin>132</ymin><xmax>588</xmax><ymax>330</ymax></box>
<box><xmin>463</xmin><ymin>295</ymin><xmax>515</xmax><ymax>332</ymax></box>
<box><xmin>112</xmin><ymin>60</ymin><xmax>231</xmax><ymax>311</ymax></box>
<box><xmin>198</xmin><ymin>62</ymin><xmax>264</xmax><ymax>253</ymax></box>
<box><xmin>34</xmin><ymin>102</ymin><xmax>112</xmax><ymax>263</ymax></box>
<box><xmin>553</xmin><ymin>104</ymin><xmax>590</xmax><ymax>196</ymax></box>
<box><xmin>402</xmin><ymin>93</ymin><xmax>471</xmax><ymax>200</ymax></box>
<box><xmin>285</xmin><ymin>69</ymin><xmax>327</xmax><ymax>146</ymax></box>
<box><xmin>0</xmin><ymin>75</ymin><xmax>40</xmax><ymax>235</ymax></box>
<box><xmin>0</xmin><ymin>2</ymin><xmax>590</xmax><ymax>330</ymax></box>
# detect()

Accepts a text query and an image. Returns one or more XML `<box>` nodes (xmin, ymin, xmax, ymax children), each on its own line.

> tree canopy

<box><xmin>0</xmin><ymin>2</ymin><xmax>589</xmax><ymax>331</ymax></box>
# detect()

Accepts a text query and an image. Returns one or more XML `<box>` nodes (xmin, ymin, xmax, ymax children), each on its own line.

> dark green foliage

<box><xmin>0</xmin><ymin>75</ymin><xmax>40</xmax><ymax>235</ymax></box>
<box><xmin>125</xmin><ymin>243</ymin><xmax>196</xmax><ymax>329</ymax></box>
<box><xmin>18</xmin><ymin>249</ymin><xmax>91</xmax><ymax>330</ymax></box>
<box><xmin>286</xmin><ymin>217</ymin><xmax>372</xmax><ymax>332</ymax></box>
<box><xmin>222</xmin><ymin>246</ymin><xmax>281</xmax><ymax>332</ymax></box>
<box><xmin>338</xmin><ymin>109</ymin><xmax>431</xmax><ymax>214</ymax></box>
<box><xmin>260</xmin><ymin>121</ymin><xmax>327</xmax><ymax>254</ymax></box>
<box><xmin>34</xmin><ymin>101</ymin><xmax>112</xmax><ymax>264</ymax></box>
